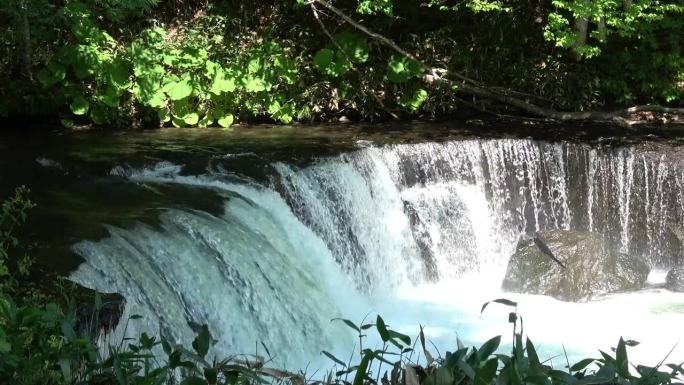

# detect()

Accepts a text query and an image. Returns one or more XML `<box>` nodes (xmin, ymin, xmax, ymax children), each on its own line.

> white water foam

<box><xmin>72</xmin><ymin>139</ymin><xmax>684</xmax><ymax>369</ymax></box>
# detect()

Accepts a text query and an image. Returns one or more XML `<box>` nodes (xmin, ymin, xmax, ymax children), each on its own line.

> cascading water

<box><xmin>71</xmin><ymin>138</ymin><xmax>684</xmax><ymax>369</ymax></box>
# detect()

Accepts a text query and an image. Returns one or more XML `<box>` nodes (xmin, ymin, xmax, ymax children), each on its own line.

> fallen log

<box><xmin>310</xmin><ymin>0</ymin><xmax>684</xmax><ymax>127</ymax></box>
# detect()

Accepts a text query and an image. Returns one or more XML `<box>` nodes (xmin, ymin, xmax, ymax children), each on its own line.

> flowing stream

<box><xmin>6</xmin><ymin>127</ymin><xmax>684</xmax><ymax>369</ymax></box>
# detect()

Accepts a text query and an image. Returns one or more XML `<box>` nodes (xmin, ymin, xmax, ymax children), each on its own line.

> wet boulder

<box><xmin>665</xmin><ymin>268</ymin><xmax>684</xmax><ymax>292</ymax></box>
<box><xmin>74</xmin><ymin>286</ymin><xmax>126</xmax><ymax>337</ymax></box>
<box><xmin>502</xmin><ymin>230</ymin><xmax>650</xmax><ymax>302</ymax></box>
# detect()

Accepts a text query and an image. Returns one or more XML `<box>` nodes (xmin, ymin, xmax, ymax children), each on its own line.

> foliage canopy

<box><xmin>0</xmin><ymin>0</ymin><xmax>682</xmax><ymax>126</ymax></box>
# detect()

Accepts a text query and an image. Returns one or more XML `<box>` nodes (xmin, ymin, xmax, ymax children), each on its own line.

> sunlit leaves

<box><xmin>387</xmin><ymin>55</ymin><xmax>424</xmax><ymax>83</ymax></box>
<box><xmin>399</xmin><ymin>88</ymin><xmax>428</xmax><ymax>111</ymax></box>
<box><xmin>183</xmin><ymin>112</ymin><xmax>199</xmax><ymax>125</ymax></box>
<box><xmin>243</xmin><ymin>76</ymin><xmax>267</xmax><ymax>93</ymax></box>
<box><xmin>428</xmin><ymin>0</ymin><xmax>510</xmax><ymax>13</ymax></box>
<box><xmin>146</xmin><ymin>91</ymin><xmax>167</xmax><ymax>108</ymax></box>
<box><xmin>209</xmin><ymin>67</ymin><xmax>236</xmax><ymax>95</ymax></box>
<box><xmin>31</xmin><ymin>8</ymin><xmax>306</xmax><ymax>127</ymax></box>
<box><xmin>163</xmin><ymin>75</ymin><xmax>193</xmax><ymax>101</ymax></box>
<box><xmin>544</xmin><ymin>0</ymin><xmax>684</xmax><ymax>58</ymax></box>
<box><xmin>217</xmin><ymin>113</ymin><xmax>234</xmax><ymax>128</ymax></box>
<box><xmin>356</xmin><ymin>0</ymin><xmax>393</xmax><ymax>15</ymax></box>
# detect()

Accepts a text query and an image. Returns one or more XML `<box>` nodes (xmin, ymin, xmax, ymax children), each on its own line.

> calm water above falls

<box><xmin>3</xmin><ymin>126</ymin><xmax>684</xmax><ymax>369</ymax></box>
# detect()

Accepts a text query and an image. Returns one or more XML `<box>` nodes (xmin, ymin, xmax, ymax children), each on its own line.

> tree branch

<box><xmin>309</xmin><ymin>0</ymin><xmax>684</xmax><ymax>126</ymax></box>
<box><xmin>309</xmin><ymin>1</ymin><xmax>399</xmax><ymax>120</ymax></box>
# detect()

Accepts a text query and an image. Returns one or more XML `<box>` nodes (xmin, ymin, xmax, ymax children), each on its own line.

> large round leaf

<box><xmin>387</xmin><ymin>55</ymin><xmax>424</xmax><ymax>83</ymax></box>
<box><xmin>217</xmin><ymin>113</ymin><xmax>234</xmax><ymax>128</ymax></box>
<box><xmin>314</xmin><ymin>49</ymin><xmax>335</xmax><ymax>73</ymax></box>
<box><xmin>182</xmin><ymin>112</ymin><xmax>199</xmax><ymax>125</ymax></box>
<box><xmin>70</xmin><ymin>96</ymin><xmax>90</xmax><ymax>115</ymax></box>
<box><xmin>165</xmin><ymin>80</ymin><xmax>193</xmax><ymax>100</ymax></box>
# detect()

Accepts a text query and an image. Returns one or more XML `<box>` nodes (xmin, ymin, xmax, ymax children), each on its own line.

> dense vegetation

<box><xmin>1</xmin><ymin>0</ymin><xmax>683</xmax><ymax>128</ymax></box>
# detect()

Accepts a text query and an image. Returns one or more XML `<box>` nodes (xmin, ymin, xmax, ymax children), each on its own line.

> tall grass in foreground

<box><xmin>1</xmin><ymin>294</ymin><xmax>683</xmax><ymax>385</ymax></box>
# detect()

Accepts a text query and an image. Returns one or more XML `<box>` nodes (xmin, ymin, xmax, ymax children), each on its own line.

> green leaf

<box><xmin>480</xmin><ymin>298</ymin><xmax>518</xmax><ymax>315</ymax></box>
<box><xmin>474</xmin><ymin>357</ymin><xmax>498</xmax><ymax>385</ymax></box>
<box><xmin>59</xmin><ymin>357</ymin><xmax>72</xmax><ymax>381</ymax></box>
<box><xmin>322</xmin><ymin>350</ymin><xmax>347</xmax><ymax>367</ymax></box>
<box><xmin>192</xmin><ymin>324</ymin><xmax>211</xmax><ymax>358</ymax></box>
<box><xmin>457</xmin><ymin>358</ymin><xmax>476</xmax><ymax>379</ymax></box>
<box><xmin>248</xmin><ymin>58</ymin><xmax>262</xmax><ymax>73</ymax></box>
<box><xmin>181</xmin><ymin>376</ymin><xmax>208</xmax><ymax>385</ymax></box>
<box><xmin>478</xmin><ymin>336</ymin><xmax>501</xmax><ymax>359</ymax></box>
<box><xmin>387</xmin><ymin>55</ymin><xmax>424</xmax><ymax>83</ymax></box>
<box><xmin>158</xmin><ymin>108</ymin><xmax>171</xmax><ymax>123</ymax></box>
<box><xmin>616</xmin><ymin>338</ymin><xmax>630</xmax><ymax>378</ymax></box>
<box><xmin>36</xmin><ymin>63</ymin><xmax>66</xmax><ymax>87</ymax></box>
<box><xmin>334</xmin><ymin>31</ymin><xmax>369</xmax><ymax>63</ymax></box>
<box><xmin>353</xmin><ymin>351</ymin><xmax>373</xmax><ymax>385</ymax></box>
<box><xmin>332</xmin><ymin>318</ymin><xmax>360</xmax><ymax>333</ymax></box>
<box><xmin>183</xmin><ymin>112</ymin><xmax>200</xmax><ymax>126</ymax></box>
<box><xmin>273</xmin><ymin>102</ymin><xmax>295</xmax><ymax>124</ymax></box>
<box><xmin>0</xmin><ymin>334</ymin><xmax>10</xmax><ymax>353</ymax></box>
<box><xmin>217</xmin><ymin>113</ymin><xmax>234</xmax><ymax>128</ymax></box>
<box><xmin>61</xmin><ymin>119</ymin><xmax>75</xmax><ymax>129</ymax></box>
<box><xmin>313</xmin><ymin>48</ymin><xmax>345</xmax><ymax>77</ymax></box>
<box><xmin>90</xmin><ymin>104</ymin><xmax>108</xmax><ymax>125</ymax></box>
<box><xmin>243</xmin><ymin>77</ymin><xmax>266</xmax><ymax>93</ymax></box>
<box><xmin>204</xmin><ymin>368</ymin><xmax>218</xmax><ymax>385</ymax></box>
<box><xmin>570</xmin><ymin>358</ymin><xmax>597</xmax><ymax>373</ymax></box>
<box><xmin>314</xmin><ymin>48</ymin><xmax>334</xmax><ymax>69</ymax></box>
<box><xmin>99</xmin><ymin>85</ymin><xmax>121</xmax><ymax>108</ymax></box>
<box><xmin>172</xmin><ymin>116</ymin><xmax>185</xmax><ymax>128</ymax></box>
<box><xmin>376</xmin><ymin>315</ymin><xmax>390</xmax><ymax>342</ymax></box>
<box><xmin>198</xmin><ymin>115</ymin><xmax>212</xmax><ymax>128</ymax></box>
<box><xmin>526</xmin><ymin>338</ymin><xmax>544</xmax><ymax>375</ymax></box>
<box><xmin>70</xmin><ymin>96</ymin><xmax>89</xmax><ymax>115</ymax></box>
<box><xmin>399</xmin><ymin>88</ymin><xmax>428</xmax><ymax>111</ymax></box>
<box><xmin>549</xmin><ymin>369</ymin><xmax>578</xmax><ymax>385</ymax></box>
<box><xmin>171</xmin><ymin>97</ymin><xmax>192</xmax><ymax>117</ymax></box>
<box><xmin>267</xmin><ymin>100</ymin><xmax>281</xmax><ymax>115</ymax></box>
<box><xmin>107</xmin><ymin>58</ymin><xmax>131</xmax><ymax>89</ymax></box>
<box><xmin>165</xmin><ymin>80</ymin><xmax>193</xmax><ymax>100</ymax></box>
<box><xmin>147</xmin><ymin>91</ymin><xmax>166</xmax><ymax>108</ymax></box>
<box><xmin>388</xmin><ymin>330</ymin><xmax>411</xmax><ymax>346</ymax></box>
<box><xmin>210</xmin><ymin>67</ymin><xmax>236</xmax><ymax>95</ymax></box>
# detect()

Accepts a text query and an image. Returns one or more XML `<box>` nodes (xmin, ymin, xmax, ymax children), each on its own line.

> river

<box><xmin>2</xmin><ymin>123</ymin><xmax>684</xmax><ymax>370</ymax></box>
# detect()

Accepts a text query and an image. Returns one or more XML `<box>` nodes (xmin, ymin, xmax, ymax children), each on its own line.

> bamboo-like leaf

<box><xmin>321</xmin><ymin>350</ymin><xmax>347</xmax><ymax>367</ymax></box>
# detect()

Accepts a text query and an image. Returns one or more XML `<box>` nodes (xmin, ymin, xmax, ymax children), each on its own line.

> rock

<box><xmin>665</xmin><ymin>268</ymin><xmax>684</xmax><ymax>292</ymax></box>
<box><xmin>502</xmin><ymin>230</ymin><xmax>650</xmax><ymax>302</ymax></box>
<box><xmin>73</xmin><ymin>285</ymin><xmax>126</xmax><ymax>338</ymax></box>
<box><xmin>403</xmin><ymin>200</ymin><xmax>439</xmax><ymax>281</ymax></box>
<box><xmin>666</xmin><ymin>224</ymin><xmax>684</xmax><ymax>266</ymax></box>
<box><xmin>16</xmin><ymin>265</ymin><xmax>125</xmax><ymax>337</ymax></box>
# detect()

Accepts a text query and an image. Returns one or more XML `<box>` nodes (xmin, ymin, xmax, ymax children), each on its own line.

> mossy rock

<box><xmin>502</xmin><ymin>230</ymin><xmax>650</xmax><ymax>302</ymax></box>
<box><xmin>666</xmin><ymin>268</ymin><xmax>684</xmax><ymax>292</ymax></box>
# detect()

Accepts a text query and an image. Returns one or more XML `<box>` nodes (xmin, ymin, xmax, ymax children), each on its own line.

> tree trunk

<box><xmin>311</xmin><ymin>0</ymin><xmax>684</xmax><ymax>126</ymax></box>
<box><xmin>572</xmin><ymin>17</ymin><xmax>589</xmax><ymax>60</ymax></box>
<box><xmin>19</xmin><ymin>0</ymin><xmax>32</xmax><ymax>80</ymax></box>
<box><xmin>597</xmin><ymin>17</ymin><xmax>606</xmax><ymax>42</ymax></box>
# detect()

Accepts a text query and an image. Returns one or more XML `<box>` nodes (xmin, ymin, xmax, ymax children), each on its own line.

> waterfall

<box><xmin>71</xmin><ymin>138</ymin><xmax>684</xmax><ymax>368</ymax></box>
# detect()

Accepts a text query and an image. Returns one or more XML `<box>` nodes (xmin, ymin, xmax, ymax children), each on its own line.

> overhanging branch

<box><xmin>308</xmin><ymin>0</ymin><xmax>684</xmax><ymax>126</ymax></box>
